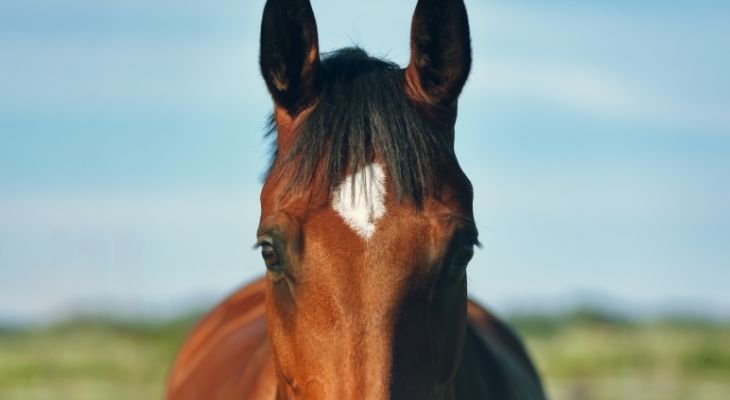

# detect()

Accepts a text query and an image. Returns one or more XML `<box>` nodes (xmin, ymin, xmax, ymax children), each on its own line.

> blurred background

<box><xmin>1</xmin><ymin>0</ymin><xmax>728</xmax><ymax>399</ymax></box>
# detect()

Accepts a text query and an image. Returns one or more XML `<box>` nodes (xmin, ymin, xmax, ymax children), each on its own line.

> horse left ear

<box><xmin>405</xmin><ymin>0</ymin><xmax>472</xmax><ymax>108</ymax></box>
<box><xmin>260</xmin><ymin>0</ymin><xmax>321</xmax><ymax>116</ymax></box>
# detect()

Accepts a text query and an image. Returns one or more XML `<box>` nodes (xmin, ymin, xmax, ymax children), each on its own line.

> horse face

<box><xmin>258</xmin><ymin>1</ymin><xmax>473</xmax><ymax>399</ymax></box>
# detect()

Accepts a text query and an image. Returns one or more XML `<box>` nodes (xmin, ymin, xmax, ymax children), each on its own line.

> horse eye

<box><xmin>454</xmin><ymin>246</ymin><xmax>475</xmax><ymax>269</ymax></box>
<box><xmin>260</xmin><ymin>244</ymin><xmax>280</xmax><ymax>270</ymax></box>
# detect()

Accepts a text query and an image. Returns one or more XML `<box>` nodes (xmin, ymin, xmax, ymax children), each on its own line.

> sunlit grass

<box><xmin>511</xmin><ymin>312</ymin><xmax>730</xmax><ymax>400</ymax></box>
<box><xmin>0</xmin><ymin>311</ymin><xmax>728</xmax><ymax>399</ymax></box>
<box><xmin>0</xmin><ymin>317</ymin><xmax>194</xmax><ymax>400</ymax></box>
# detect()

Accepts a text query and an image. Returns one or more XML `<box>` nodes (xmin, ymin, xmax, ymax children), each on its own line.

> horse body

<box><xmin>168</xmin><ymin>278</ymin><xmax>544</xmax><ymax>400</ymax></box>
<box><xmin>168</xmin><ymin>0</ymin><xmax>547</xmax><ymax>398</ymax></box>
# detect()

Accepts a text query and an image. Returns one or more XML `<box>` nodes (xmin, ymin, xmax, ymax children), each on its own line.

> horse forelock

<box><xmin>264</xmin><ymin>47</ymin><xmax>458</xmax><ymax>207</ymax></box>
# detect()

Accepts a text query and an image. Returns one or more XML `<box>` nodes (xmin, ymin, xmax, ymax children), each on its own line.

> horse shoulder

<box><xmin>456</xmin><ymin>300</ymin><xmax>547</xmax><ymax>400</ymax></box>
<box><xmin>166</xmin><ymin>278</ymin><xmax>277</xmax><ymax>400</ymax></box>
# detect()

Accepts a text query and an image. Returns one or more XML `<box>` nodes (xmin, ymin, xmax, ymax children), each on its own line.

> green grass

<box><xmin>1</xmin><ymin>311</ymin><xmax>728</xmax><ymax>399</ymax></box>
<box><xmin>0</xmin><ymin>317</ymin><xmax>195</xmax><ymax>400</ymax></box>
<box><xmin>511</xmin><ymin>311</ymin><xmax>730</xmax><ymax>400</ymax></box>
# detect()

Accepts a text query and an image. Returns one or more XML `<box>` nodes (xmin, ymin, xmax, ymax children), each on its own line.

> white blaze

<box><xmin>332</xmin><ymin>163</ymin><xmax>387</xmax><ymax>240</ymax></box>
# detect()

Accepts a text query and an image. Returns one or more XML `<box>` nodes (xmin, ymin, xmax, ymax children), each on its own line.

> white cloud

<box><xmin>469</xmin><ymin>167</ymin><xmax>730</xmax><ymax>226</ymax></box>
<box><xmin>0</xmin><ymin>188</ymin><xmax>266</xmax><ymax>322</ymax></box>
<box><xmin>0</xmin><ymin>37</ymin><xmax>266</xmax><ymax>114</ymax></box>
<box><xmin>461</xmin><ymin>2</ymin><xmax>730</xmax><ymax>131</ymax></box>
<box><xmin>0</xmin><ymin>189</ymin><xmax>260</xmax><ymax>231</ymax></box>
<box><xmin>465</xmin><ymin>59</ymin><xmax>730</xmax><ymax>130</ymax></box>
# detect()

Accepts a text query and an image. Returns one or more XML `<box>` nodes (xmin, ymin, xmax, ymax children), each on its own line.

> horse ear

<box><xmin>405</xmin><ymin>0</ymin><xmax>472</xmax><ymax>108</ymax></box>
<box><xmin>260</xmin><ymin>0</ymin><xmax>321</xmax><ymax>115</ymax></box>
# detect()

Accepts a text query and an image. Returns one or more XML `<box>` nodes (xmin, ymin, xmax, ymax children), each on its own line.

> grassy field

<box><xmin>1</xmin><ymin>311</ymin><xmax>728</xmax><ymax>400</ymax></box>
<box><xmin>509</xmin><ymin>311</ymin><xmax>730</xmax><ymax>400</ymax></box>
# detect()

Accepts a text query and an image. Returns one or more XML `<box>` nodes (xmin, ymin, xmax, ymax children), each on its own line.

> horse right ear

<box><xmin>260</xmin><ymin>0</ymin><xmax>321</xmax><ymax>116</ymax></box>
<box><xmin>405</xmin><ymin>0</ymin><xmax>472</xmax><ymax>108</ymax></box>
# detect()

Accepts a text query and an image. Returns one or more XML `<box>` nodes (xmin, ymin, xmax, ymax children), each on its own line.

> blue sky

<box><xmin>1</xmin><ymin>0</ymin><xmax>729</xmax><ymax>321</ymax></box>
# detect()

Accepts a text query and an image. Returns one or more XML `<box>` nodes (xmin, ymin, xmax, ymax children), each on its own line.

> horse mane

<box><xmin>265</xmin><ymin>47</ymin><xmax>457</xmax><ymax>206</ymax></box>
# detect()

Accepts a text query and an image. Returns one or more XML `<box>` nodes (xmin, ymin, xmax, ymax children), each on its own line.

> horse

<box><xmin>167</xmin><ymin>0</ymin><xmax>547</xmax><ymax>399</ymax></box>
